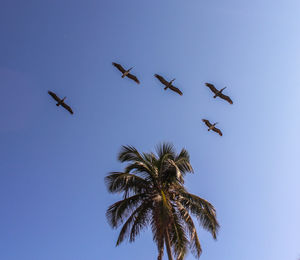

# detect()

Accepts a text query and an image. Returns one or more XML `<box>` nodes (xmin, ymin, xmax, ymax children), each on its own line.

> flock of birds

<box><xmin>48</xmin><ymin>62</ymin><xmax>234</xmax><ymax>136</ymax></box>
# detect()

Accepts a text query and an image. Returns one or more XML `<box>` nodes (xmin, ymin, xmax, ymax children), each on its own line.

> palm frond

<box><xmin>119</xmin><ymin>146</ymin><xmax>156</xmax><ymax>178</ymax></box>
<box><xmin>106</xmin><ymin>193</ymin><xmax>146</xmax><ymax>228</ymax></box>
<box><xmin>143</xmin><ymin>152</ymin><xmax>157</xmax><ymax>164</ymax></box>
<box><xmin>175</xmin><ymin>148</ymin><xmax>190</xmax><ymax>161</ymax></box>
<box><xmin>160</xmin><ymin>159</ymin><xmax>184</xmax><ymax>185</ymax></box>
<box><xmin>129</xmin><ymin>204</ymin><xmax>151</xmax><ymax>242</ymax></box>
<box><xmin>175</xmin><ymin>148</ymin><xmax>194</xmax><ymax>174</ymax></box>
<box><xmin>169</xmin><ymin>210</ymin><xmax>188</xmax><ymax>259</ymax></box>
<box><xmin>118</xmin><ymin>145</ymin><xmax>144</xmax><ymax>163</ymax></box>
<box><xmin>105</xmin><ymin>172</ymin><xmax>149</xmax><ymax>195</ymax></box>
<box><xmin>156</xmin><ymin>142</ymin><xmax>176</xmax><ymax>159</ymax></box>
<box><xmin>124</xmin><ymin>162</ymin><xmax>154</xmax><ymax>177</ymax></box>
<box><xmin>176</xmin><ymin>201</ymin><xmax>202</xmax><ymax>258</ymax></box>
<box><xmin>179</xmin><ymin>192</ymin><xmax>219</xmax><ymax>239</ymax></box>
<box><xmin>116</xmin><ymin>202</ymin><xmax>149</xmax><ymax>245</ymax></box>
<box><xmin>157</xmin><ymin>238</ymin><xmax>164</xmax><ymax>260</ymax></box>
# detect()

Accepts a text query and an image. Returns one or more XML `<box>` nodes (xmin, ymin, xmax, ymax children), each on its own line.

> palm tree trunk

<box><xmin>165</xmin><ymin>229</ymin><xmax>174</xmax><ymax>260</ymax></box>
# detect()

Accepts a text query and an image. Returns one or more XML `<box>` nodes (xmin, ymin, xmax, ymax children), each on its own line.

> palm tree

<box><xmin>105</xmin><ymin>143</ymin><xmax>219</xmax><ymax>260</ymax></box>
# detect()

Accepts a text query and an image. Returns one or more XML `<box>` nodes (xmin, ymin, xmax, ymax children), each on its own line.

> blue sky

<box><xmin>0</xmin><ymin>0</ymin><xmax>300</xmax><ymax>259</ymax></box>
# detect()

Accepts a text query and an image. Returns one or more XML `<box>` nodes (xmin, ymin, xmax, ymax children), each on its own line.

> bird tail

<box><xmin>213</xmin><ymin>95</ymin><xmax>217</xmax><ymax>98</ymax></box>
<box><xmin>164</xmin><ymin>86</ymin><xmax>168</xmax><ymax>90</ymax></box>
<box><xmin>121</xmin><ymin>75</ymin><xmax>125</xmax><ymax>78</ymax></box>
<box><xmin>56</xmin><ymin>103</ymin><xmax>60</xmax><ymax>106</ymax></box>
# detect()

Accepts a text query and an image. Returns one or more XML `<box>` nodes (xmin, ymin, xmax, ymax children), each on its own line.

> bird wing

<box><xmin>154</xmin><ymin>74</ymin><xmax>169</xmax><ymax>86</ymax></box>
<box><xmin>127</xmin><ymin>73</ymin><xmax>140</xmax><ymax>84</ymax></box>
<box><xmin>48</xmin><ymin>91</ymin><xmax>61</xmax><ymax>102</ymax></box>
<box><xmin>202</xmin><ymin>119</ymin><xmax>211</xmax><ymax>128</ymax></box>
<box><xmin>219</xmin><ymin>93</ymin><xmax>233</xmax><ymax>104</ymax></box>
<box><xmin>112</xmin><ymin>62</ymin><xmax>126</xmax><ymax>73</ymax></box>
<box><xmin>169</xmin><ymin>85</ymin><xmax>183</xmax><ymax>96</ymax></box>
<box><xmin>213</xmin><ymin>127</ymin><xmax>223</xmax><ymax>136</ymax></box>
<box><xmin>205</xmin><ymin>83</ymin><xmax>219</xmax><ymax>94</ymax></box>
<box><xmin>61</xmin><ymin>102</ymin><xmax>74</xmax><ymax>114</ymax></box>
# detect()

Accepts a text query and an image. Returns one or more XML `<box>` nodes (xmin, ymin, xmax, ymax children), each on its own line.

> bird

<box><xmin>154</xmin><ymin>74</ymin><xmax>183</xmax><ymax>96</ymax></box>
<box><xmin>202</xmin><ymin>119</ymin><xmax>223</xmax><ymax>136</ymax></box>
<box><xmin>205</xmin><ymin>83</ymin><xmax>233</xmax><ymax>104</ymax></box>
<box><xmin>48</xmin><ymin>91</ymin><xmax>74</xmax><ymax>114</ymax></box>
<box><xmin>112</xmin><ymin>62</ymin><xmax>140</xmax><ymax>84</ymax></box>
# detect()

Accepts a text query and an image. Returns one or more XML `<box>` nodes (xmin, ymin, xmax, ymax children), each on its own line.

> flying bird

<box><xmin>154</xmin><ymin>74</ymin><xmax>183</xmax><ymax>96</ymax></box>
<box><xmin>202</xmin><ymin>119</ymin><xmax>223</xmax><ymax>136</ymax></box>
<box><xmin>48</xmin><ymin>91</ymin><xmax>74</xmax><ymax>114</ymax></box>
<box><xmin>205</xmin><ymin>83</ymin><xmax>233</xmax><ymax>104</ymax></box>
<box><xmin>112</xmin><ymin>62</ymin><xmax>140</xmax><ymax>84</ymax></box>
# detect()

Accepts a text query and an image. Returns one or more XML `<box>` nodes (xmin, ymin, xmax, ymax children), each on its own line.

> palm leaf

<box><xmin>105</xmin><ymin>172</ymin><xmax>149</xmax><ymax>194</ymax></box>
<box><xmin>176</xmin><ymin>201</ymin><xmax>202</xmax><ymax>258</ymax></box>
<box><xmin>116</xmin><ymin>202</ymin><xmax>149</xmax><ymax>245</ymax></box>
<box><xmin>118</xmin><ymin>145</ymin><xmax>144</xmax><ymax>163</ymax></box>
<box><xmin>179</xmin><ymin>192</ymin><xmax>219</xmax><ymax>239</ymax></box>
<box><xmin>156</xmin><ymin>142</ymin><xmax>176</xmax><ymax>159</ymax></box>
<box><xmin>106</xmin><ymin>193</ymin><xmax>146</xmax><ymax>227</ymax></box>
<box><xmin>129</xmin><ymin>204</ymin><xmax>151</xmax><ymax>242</ymax></box>
<box><xmin>169</xmin><ymin>210</ymin><xmax>188</xmax><ymax>259</ymax></box>
<box><xmin>175</xmin><ymin>148</ymin><xmax>194</xmax><ymax>174</ymax></box>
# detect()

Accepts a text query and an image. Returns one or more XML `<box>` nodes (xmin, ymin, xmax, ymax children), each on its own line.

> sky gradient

<box><xmin>0</xmin><ymin>0</ymin><xmax>300</xmax><ymax>259</ymax></box>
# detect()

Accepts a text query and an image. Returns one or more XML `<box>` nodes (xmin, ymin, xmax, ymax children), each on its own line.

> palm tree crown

<box><xmin>105</xmin><ymin>143</ymin><xmax>219</xmax><ymax>260</ymax></box>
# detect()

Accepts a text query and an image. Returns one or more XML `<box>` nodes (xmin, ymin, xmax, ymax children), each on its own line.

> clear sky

<box><xmin>0</xmin><ymin>0</ymin><xmax>299</xmax><ymax>259</ymax></box>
